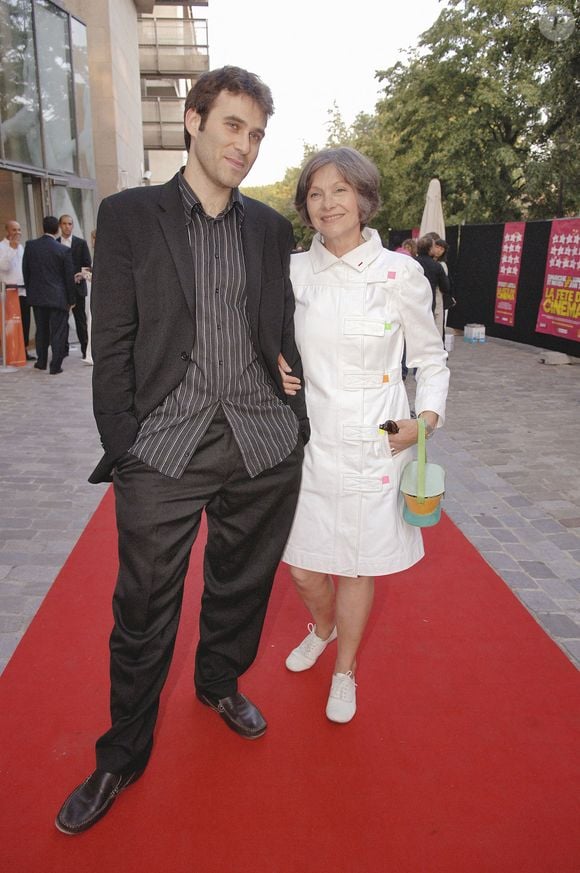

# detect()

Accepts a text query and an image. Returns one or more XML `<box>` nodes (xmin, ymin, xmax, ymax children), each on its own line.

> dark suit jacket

<box><xmin>416</xmin><ymin>254</ymin><xmax>452</xmax><ymax>311</ymax></box>
<box><xmin>22</xmin><ymin>235</ymin><xmax>76</xmax><ymax>311</ymax></box>
<box><xmin>89</xmin><ymin>173</ymin><xmax>309</xmax><ymax>484</ymax></box>
<box><xmin>66</xmin><ymin>235</ymin><xmax>92</xmax><ymax>298</ymax></box>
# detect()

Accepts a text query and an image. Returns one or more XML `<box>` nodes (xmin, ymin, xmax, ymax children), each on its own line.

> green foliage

<box><xmin>376</xmin><ymin>0</ymin><xmax>580</xmax><ymax>227</ymax></box>
<box><xmin>370</xmin><ymin>0</ymin><xmax>580</xmax><ymax>224</ymax></box>
<box><xmin>250</xmin><ymin>0</ymin><xmax>579</xmax><ymax>232</ymax></box>
<box><xmin>242</xmin><ymin>163</ymin><xmax>310</xmax><ymax>246</ymax></box>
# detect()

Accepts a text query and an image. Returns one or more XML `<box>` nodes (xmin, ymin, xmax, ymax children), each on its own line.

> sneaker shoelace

<box><xmin>300</xmin><ymin>623</ymin><xmax>322</xmax><ymax>656</ymax></box>
<box><xmin>333</xmin><ymin>671</ymin><xmax>356</xmax><ymax>700</ymax></box>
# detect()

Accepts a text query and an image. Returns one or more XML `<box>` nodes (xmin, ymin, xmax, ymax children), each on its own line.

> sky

<box><xmin>205</xmin><ymin>0</ymin><xmax>447</xmax><ymax>186</ymax></box>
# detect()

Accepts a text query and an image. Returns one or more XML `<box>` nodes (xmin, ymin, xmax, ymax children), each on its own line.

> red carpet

<box><xmin>1</xmin><ymin>489</ymin><xmax>579</xmax><ymax>873</ymax></box>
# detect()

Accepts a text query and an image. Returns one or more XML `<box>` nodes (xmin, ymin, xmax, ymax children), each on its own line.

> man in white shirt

<box><xmin>0</xmin><ymin>219</ymin><xmax>35</xmax><ymax>359</ymax></box>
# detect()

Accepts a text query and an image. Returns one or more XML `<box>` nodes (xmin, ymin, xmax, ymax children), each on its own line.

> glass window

<box><xmin>33</xmin><ymin>0</ymin><xmax>75</xmax><ymax>174</ymax></box>
<box><xmin>70</xmin><ymin>16</ymin><xmax>95</xmax><ymax>178</ymax></box>
<box><xmin>0</xmin><ymin>0</ymin><xmax>42</xmax><ymax>167</ymax></box>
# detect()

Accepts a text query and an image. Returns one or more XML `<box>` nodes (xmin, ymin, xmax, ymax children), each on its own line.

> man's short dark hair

<box><xmin>183</xmin><ymin>65</ymin><xmax>274</xmax><ymax>151</ymax></box>
<box><xmin>417</xmin><ymin>235</ymin><xmax>435</xmax><ymax>255</ymax></box>
<box><xmin>43</xmin><ymin>216</ymin><xmax>59</xmax><ymax>235</ymax></box>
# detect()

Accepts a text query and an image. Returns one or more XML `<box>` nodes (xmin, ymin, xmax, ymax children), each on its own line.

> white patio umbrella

<box><xmin>419</xmin><ymin>178</ymin><xmax>446</xmax><ymax>240</ymax></box>
<box><xmin>419</xmin><ymin>178</ymin><xmax>450</xmax><ymax>342</ymax></box>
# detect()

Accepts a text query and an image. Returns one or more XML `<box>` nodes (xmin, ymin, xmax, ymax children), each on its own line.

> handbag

<box><xmin>400</xmin><ymin>418</ymin><xmax>445</xmax><ymax>527</ymax></box>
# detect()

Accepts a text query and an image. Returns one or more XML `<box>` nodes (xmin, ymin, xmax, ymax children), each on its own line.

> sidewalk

<box><xmin>0</xmin><ymin>337</ymin><xmax>579</xmax><ymax>673</ymax></box>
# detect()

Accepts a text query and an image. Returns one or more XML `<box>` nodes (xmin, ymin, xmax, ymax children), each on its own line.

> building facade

<box><xmin>140</xmin><ymin>2</ymin><xmax>209</xmax><ymax>185</ymax></box>
<box><xmin>0</xmin><ymin>0</ymin><xmax>208</xmax><ymax>243</ymax></box>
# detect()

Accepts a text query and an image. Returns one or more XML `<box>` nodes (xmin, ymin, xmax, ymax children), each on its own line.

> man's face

<box><xmin>185</xmin><ymin>90</ymin><xmax>266</xmax><ymax>192</ymax></box>
<box><xmin>6</xmin><ymin>221</ymin><xmax>21</xmax><ymax>244</ymax></box>
<box><xmin>59</xmin><ymin>216</ymin><xmax>73</xmax><ymax>239</ymax></box>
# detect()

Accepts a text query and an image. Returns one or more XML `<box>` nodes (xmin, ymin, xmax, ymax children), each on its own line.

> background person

<box><xmin>432</xmin><ymin>237</ymin><xmax>456</xmax><ymax>338</ymax></box>
<box><xmin>22</xmin><ymin>216</ymin><xmax>75</xmax><ymax>374</ymax></box>
<box><xmin>395</xmin><ymin>237</ymin><xmax>418</xmax><ymax>258</ymax></box>
<box><xmin>58</xmin><ymin>214</ymin><xmax>92</xmax><ymax>359</ymax></box>
<box><xmin>416</xmin><ymin>234</ymin><xmax>450</xmax><ymax>339</ymax></box>
<box><xmin>278</xmin><ymin>147</ymin><xmax>449</xmax><ymax>724</ymax></box>
<box><xmin>56</xmin><ymin>65</ymin><xmax>308</xmax><ymax>836</ymax></box>
<box><xmin>432</xmin><ymin>236</ymin><xmax>448</xmax><ymax>272</ymax></box>
<box><xmin>0</xmin><ymin>219</ymin><xmax>35</xmax><ymax>359</ymax></box>
<box><xmin>401</xmin><ymin>237</ymin><xmax>418</xmax><ymax>258</ymax></box>
<box><xmin>82</xmin><ymin>229</ymin><xmax>96</xmax><ymax>365</ymax></box>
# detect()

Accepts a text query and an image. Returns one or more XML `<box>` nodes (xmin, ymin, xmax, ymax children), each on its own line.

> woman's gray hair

<box><xmin>294</xmin><ymin>147</ymin><xmax>381</xmax><ymax>229</ymax></box>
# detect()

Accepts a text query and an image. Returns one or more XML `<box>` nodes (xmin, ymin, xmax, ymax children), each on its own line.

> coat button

<box><xmin>180</xmin><ymin>351</ymin><xmax>189</xmax><ymax>361</ymax></box>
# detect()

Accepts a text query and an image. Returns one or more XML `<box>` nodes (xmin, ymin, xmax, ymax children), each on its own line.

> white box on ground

<box><xmin>464</xmin><ymin>323</ymin><xmax>486</xmax><ymax>343</ymax></box>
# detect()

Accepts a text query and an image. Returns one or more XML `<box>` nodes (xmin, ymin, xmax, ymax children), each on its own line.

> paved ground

<box><xmin>1</xmin><ymin>335</ymin><xmax>579</xmax><ymax>674</ymax></box>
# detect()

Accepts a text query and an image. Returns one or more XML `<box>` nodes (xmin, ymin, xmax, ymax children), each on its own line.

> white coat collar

<box><xmin>308</xmin><ymin>226</ymin><xmax>383</xmax><ymax>273</ymax></box>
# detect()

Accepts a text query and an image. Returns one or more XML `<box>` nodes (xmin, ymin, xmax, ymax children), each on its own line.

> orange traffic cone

<box><xmin>1</xmin><ymin>286</ymin><xmax>26</xmax><ymax>367</ymax></box>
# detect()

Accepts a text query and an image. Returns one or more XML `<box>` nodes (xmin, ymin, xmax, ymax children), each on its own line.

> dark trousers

<box><xmin>33</xmin><ymin>305</ymin><xmax>69</xmax><ymax>372</ymax></box>
<box><xmin>95</xmin><ymin>410</ymin><xmax>304</xmax><ymax>773</ymax></box>
<box><xmin>70</xmin><ymin>293</ymin><xmax>88</xmax><ymax>356</ymax></box>
<box><xmin>18</xmin><ymin>294</ymin><xmax>31</xmax><ymax>347</ymax></box>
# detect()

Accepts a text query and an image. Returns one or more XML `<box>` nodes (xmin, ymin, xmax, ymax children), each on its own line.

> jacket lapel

<box><xmin>157</xmin><ymin>174</ymin><xmax>195</xmax><ymax>316</ymax></box>
<box><xmin>241</xmin><ymin>197</ymin><xmax>264</xmax><ymax>335</ymax></box>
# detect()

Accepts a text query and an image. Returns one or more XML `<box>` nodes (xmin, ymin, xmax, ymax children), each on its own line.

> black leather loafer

<box><xmin>55</xmin><ymin>767</ymin><xmax>144</xmax><ymax>835</ymax></box>
<box><xmin>197</xmin><ymin>691</ymin><xmax>267</xmax><ymax>739</ymax></box>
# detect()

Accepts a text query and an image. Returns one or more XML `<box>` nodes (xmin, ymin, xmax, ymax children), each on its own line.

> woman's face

<box><xmin>306</xmin><ymin>163</ymin><xmax>361</xmax><ymax>256</ymax></box>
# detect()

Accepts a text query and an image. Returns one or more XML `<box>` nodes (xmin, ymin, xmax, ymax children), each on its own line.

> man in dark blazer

<box><xmin>58</xmin><ymin>214</ymin><xmax>92</xmax><ymax>358</ymax></box>
<box><xmin>56</xmin><ymin>66</ymin><xmax>309</xmax><ymax>835</ymax></box>
<box><xmin>416</xmin><ymin>235</ymin><xmax>452</xmax><ymax>341</ymax></box>
<box><xmin>22</xmin><ymin>215</ymin><xmax>76</xmax><ymax>374</ymax></box>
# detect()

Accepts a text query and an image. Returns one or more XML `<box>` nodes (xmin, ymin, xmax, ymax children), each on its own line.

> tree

<box><xmin>243</xmin><ymin>146</ymin><xmax>319</xmax><ymax>248</ymax></box>
<box><xmin>371</xmin><ymin>0</ymin><xmax>580</xmax><ymax>225</ymax></box>
<box><xmin>246</xmin><ymin>2</ymin><xmax>579</xmax><ymax>235</ymax></box>
<box><xmin>525</xmin><ymin>1</ymin><xmax>580</xmax><ymax>216</ymax></box>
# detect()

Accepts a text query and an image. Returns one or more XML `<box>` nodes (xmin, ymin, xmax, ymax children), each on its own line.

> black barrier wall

<box><xmin>388</xmin><ymin>221</ymin><xmax>579</xmax><ymax>358</ymax></box>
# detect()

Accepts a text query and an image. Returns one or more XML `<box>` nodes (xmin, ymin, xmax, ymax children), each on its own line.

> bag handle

<box><xmin>417</xmin><ymin>418</ymin><xmax>426</xmax><ymax>504</ymax></box>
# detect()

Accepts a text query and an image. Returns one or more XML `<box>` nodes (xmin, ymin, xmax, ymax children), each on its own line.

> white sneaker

<box><xmin>285</xmin><ymin>623</ymin><xmax>337</xmax><ymax>672</ymax></box>
<box><xmin>326</xmin><ymin>671</ymin><xmax>357</xmax><ymax>723</ymax></box>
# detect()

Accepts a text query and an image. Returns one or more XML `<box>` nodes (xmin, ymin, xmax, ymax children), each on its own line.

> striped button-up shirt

<box><xmin>130</xmin><ymin>171</ymin><xmax>298</xmax><ymax>479</ymax></box>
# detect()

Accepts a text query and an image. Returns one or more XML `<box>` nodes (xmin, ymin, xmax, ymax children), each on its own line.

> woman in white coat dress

<box><xmin>278</xmin><ymin>148</ymin><xmax>449</xmax><ymax>723</ymax></box>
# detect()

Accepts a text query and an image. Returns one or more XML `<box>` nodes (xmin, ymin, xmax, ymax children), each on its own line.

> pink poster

<box><xmin>535</xmin><ymin>218</ymin><xmax>580</xmax><ymax>342</ymax></box>
<box><xmin>494</xmin><ymin>222</ymin><xmax>526</xmax><ymax>326</ymax></box>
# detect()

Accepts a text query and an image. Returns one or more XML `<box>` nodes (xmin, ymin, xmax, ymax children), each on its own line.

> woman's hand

<box><xmin>386</xmin><ymin>419</ymin><xmax>418</xmax><ymax>456</ymax></box>
<box><xmin>278</xmin><ymin>353</ymin><xmax>302</xmax><ymax>396</ymax></box>
<box><xmin>386</xmin><ymin>412</ymin><xmax>438</xmax><ymax>456</ymax></box>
